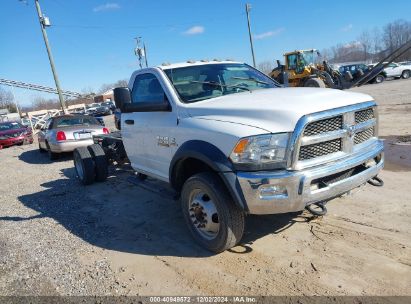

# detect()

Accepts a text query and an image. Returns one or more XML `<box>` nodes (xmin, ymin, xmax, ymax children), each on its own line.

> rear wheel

<box><xmin>401</xmin><ymin>70</ymin><xmax>410</xmax><ymax>79</ymax></box>
<box><xmin>46</xmin><ymin>142</ymin><xmax>59</xmax><ymax>160</ymax></box>
<box><xmin>73</xmin><ymin>147</ymin><xmax>95</xmax><ymax>185</ymax></box>
<box><xmin>39</xmin><ymin>142</ymin><xmax>46</xmax><ymax>153</ymax></box>
<box><xmin>181</xmin><ymin>172</ymin><xmax>245</xmax><ymax>253</ymax></box>
<box><xmin>374</xmin><ymin>74</ymin><xmax>385</xmax><ymax>83</ymax></box>
<box><xmin>87</xmin><ymin>144</ymin><xmax>108</xmax><ymax>182</ymax></box>
<box><xmin>304</xmin><ymin>78</ymin><xmax>326</xmax><ymax>88</ymax></box>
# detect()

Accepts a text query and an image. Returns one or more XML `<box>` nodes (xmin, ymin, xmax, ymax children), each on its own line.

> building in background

<box><xmin>93</xmin><ymin>89</ymin><xmax>114</xmax><ymax>103</ymax></box>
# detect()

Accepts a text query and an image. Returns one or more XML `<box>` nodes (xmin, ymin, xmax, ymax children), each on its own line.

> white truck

<box><xmin>73</xmin><ymin>60</ymin><xmax>384</xmax><ymax>253</ymax></box>
<box><xmin>382</xmin><ymin>62</ymin><xmax>411</xmax><ymax>79</ymax></box>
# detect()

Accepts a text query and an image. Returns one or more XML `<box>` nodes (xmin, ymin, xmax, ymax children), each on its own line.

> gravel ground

<box><xmin>0</xmin><ymin>79</ymin><xmax>410</xmax><ymax>296</ymax></box>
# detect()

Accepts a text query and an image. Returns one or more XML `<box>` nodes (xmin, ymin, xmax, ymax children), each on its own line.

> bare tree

<box><xmin>32</xmin><ymin>96</ymin><xmax>59</xmax><ymax>111</ymax></box>
<box><xmin>99</xmin><ymin>79</ymin><xmax>128</xmax><ymax>94</ymax></box>
<box><xmin>358</xmin><ymin>30</ymin><xmax>373</xmax><ymax>62</ymax></box>
<box><xmin>257</xmin><ymin>61</ymin><xmax>275</xmax><ymax>75</ymax></box>
<box><xmin>0</xmin><ymin>87</ymin><xmax>17</xmax><ymax>113</ymax></box>
<box><xmin>383</xmin><ymin>20</ymin><xmax>411</xmax><ymax>61</ymax></box>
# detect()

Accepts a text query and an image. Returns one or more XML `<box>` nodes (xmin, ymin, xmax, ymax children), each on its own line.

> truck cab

<box><xmin>107</xmin><ymin>60</ymin><xmax>384</xmax><ymax>252</ymax></box>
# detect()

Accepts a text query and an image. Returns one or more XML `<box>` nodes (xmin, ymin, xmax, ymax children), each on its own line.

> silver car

<box><xmin>38</xmin><ymin>114</ymin><xmax>109</xmax><ymax>160</ymax></box>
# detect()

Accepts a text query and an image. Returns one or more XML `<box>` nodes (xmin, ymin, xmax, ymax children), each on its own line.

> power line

<box><xmin>51</xmin><ymin>12</ymin><xmax>246</xmax><ymax>30</ymax></box>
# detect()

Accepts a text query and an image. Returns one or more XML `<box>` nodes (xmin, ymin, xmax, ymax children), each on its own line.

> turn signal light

<box><xmin>56</xmin><ymin>131</ymin><xmax>66</xmax><ymax>141</ymax></box>
<box><xmin>103</xmin><ymin>128</ymin><xmax>109</xmax><ymax>134</ymax></box>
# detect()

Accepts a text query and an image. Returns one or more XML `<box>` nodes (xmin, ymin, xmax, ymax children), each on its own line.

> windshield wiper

<box><xmin>189</xmin><ymin>80</ymin><xmax>251</xmax><ymax>92</ymax></box>
<box><xmin>231</xmin><ymin>76</ymin><xmax>269</xmax><ymax>85</ymax></box>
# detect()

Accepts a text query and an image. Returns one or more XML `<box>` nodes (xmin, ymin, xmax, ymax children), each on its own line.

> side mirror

<box><xmin>122</xmin><ymin>97</ymin><xmax>171</xmax><ymax>113</ymax></box>
<box><xmin>113</xmin><ymin>87</ymin><xmax>131</xmax><ymax>111</ymax></box>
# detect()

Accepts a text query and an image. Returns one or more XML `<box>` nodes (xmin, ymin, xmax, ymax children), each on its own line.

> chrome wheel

<box><xmin>74</xmin><ymin>152</ymin><xmax>84</xmax><ymax>180</ymax></box>
<box><xmin>188</xmin><ymin>190</ymin><xmax>219</xmax><ymax>240</ymax></box>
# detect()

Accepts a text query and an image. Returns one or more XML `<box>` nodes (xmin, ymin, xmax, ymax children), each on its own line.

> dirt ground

<box><xmin>0</xmin><ymin>79</ymin><xmax>410</xmax><ymax>296</ymax></box>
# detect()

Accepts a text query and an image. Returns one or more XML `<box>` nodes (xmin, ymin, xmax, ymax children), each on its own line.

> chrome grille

<box><xmin>354</xmin><ymin>127</ymin><xmax>374</xmax><ymax>145</ymax></box>
<box><xmin>294</xmin><ymin>103</ymin><xmax>377</xmax><ymax>168</ymax></box>
<box><xmin>355</xmin><ymin>108</ymin><xmax>374</xmax><ymax>124</ymax></box>
<box><xmin>303</xmin><ymin>116</ymin><xmax>343</xmax><ymax>136</ymax></box>
<box><xmin>299</xmin><ymin>139</ymin><xmax>342</xmax><ymax>160</ymax></box>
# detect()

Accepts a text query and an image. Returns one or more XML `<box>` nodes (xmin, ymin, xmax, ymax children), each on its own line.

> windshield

<box><xmin>0</xmin><ymin>122</ymin><xmax>24</xmax><ymax>131</ymax></box>
<box><xmin>54</xmin><ymin>116</ymin><xmax>99</xmax><ymax>128</ymax></box>
<box><xmin>164</xmin><ymin>63</ymin><xmax>278</xmax><ymax>103</ymax></box>
<box><xmin>300</xmin><ymin>51</ymin><xmax>319</xmax><ymax>66</ymax></box>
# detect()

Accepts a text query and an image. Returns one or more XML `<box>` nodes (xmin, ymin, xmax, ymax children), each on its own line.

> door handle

<box><xmin>125</xmin><ymin>119</ymin><xmax>134</xmax><ymax>125</ymax></box>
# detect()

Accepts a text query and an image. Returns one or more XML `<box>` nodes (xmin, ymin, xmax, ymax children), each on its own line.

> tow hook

<box><xmin>367</xmin><ymin>175</ymin><xmax>384</xmax><ymax>187</ymax></box>
<box><xmin>305</xmin><ymin>201</ymin><xmax>327</xmax><ymax>216</ymax></box>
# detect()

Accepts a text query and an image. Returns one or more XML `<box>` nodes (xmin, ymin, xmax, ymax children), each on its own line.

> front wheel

<box><xmin>181</xmin><ymin>172</ymin><xmax>245</xmax><ymax>253</ymax></box>
<box><xmin>401</xmin><ymin>70</ymin><xmax>410</xmax><ymax>79</ymax></box>
<box><xmin>304</xmin><ymin>78</ymin><xmax>326</xmax><ymax>88</ymax></box>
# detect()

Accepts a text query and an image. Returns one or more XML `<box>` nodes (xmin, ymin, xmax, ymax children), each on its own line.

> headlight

<box><xmin>229</xmin><ymin>133</ymin><xmax>291</xmax><ymax>170</ymax></box>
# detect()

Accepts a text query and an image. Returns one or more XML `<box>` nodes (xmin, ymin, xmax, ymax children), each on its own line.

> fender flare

<box><xmin>169</xmin><ymin>140</ymin><xmax>248</xmax><ymax>211</ymax></box>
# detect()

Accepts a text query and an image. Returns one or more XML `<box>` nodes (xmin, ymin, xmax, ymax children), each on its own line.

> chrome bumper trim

<box><xmin>236</xmin><ymin>140</ymin><xmax>384</xmax><ymax>215</ymax></box>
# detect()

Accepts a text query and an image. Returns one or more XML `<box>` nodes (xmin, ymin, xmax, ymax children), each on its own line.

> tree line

<box><xmin>258</xmin><ymin>19</ymin><xmax>411</xmax><ymax>74</ymax></box>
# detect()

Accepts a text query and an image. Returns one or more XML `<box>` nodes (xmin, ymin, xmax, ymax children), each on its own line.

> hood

<box><xmin>184</xmin><ymin>88</ymin><xmax>373</xmax><ymax>133</ymax></box>
<box><xmin>0</xmin><ymin>127</ymin><xmax>27</xmax><ymax>136</ymax></box>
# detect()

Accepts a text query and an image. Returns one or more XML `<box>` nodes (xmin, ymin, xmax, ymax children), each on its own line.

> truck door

<box><xmin>122</xmin><ymin>72</ymin><xmax>177</xmax><ymax>181</ymax></box>
<box><xmin>385</xmin><ymin>63</ymin><xmax>398</xmax><ymax>77</ymax></box>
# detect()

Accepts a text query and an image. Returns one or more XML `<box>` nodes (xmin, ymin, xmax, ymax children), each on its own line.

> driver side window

<box><xmin>131</xmin><ymin>73</ymin><xmax>165</xmax><ymax>104</ymax></box>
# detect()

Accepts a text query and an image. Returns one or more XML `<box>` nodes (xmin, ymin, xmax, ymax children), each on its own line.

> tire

<box><xmin>46</xmin><ymin>142</ymin><xmax>59</xmax><ymax>160</ymax></box>
<box><xmin>136</xmin><ymin>172</ymin><xmax>147</xmax><ymax>181</ymax></box>
<box><xmin>181</xmin><ymin>172</ymin><xmax>245</xmax><ymax>253</ymax></box>
<box><xmin>374</xmin><ymin>74</ymin><xmax>385</xmax><ymax>84</ymax></box>
<box><xmin>304</xmin><ymin>78</ymin><xmax>326</xmax><ymax>88</ymax></box>
<box><xmin>87</xmin><ymin>144</ymin><xmax>108</xmax><ymax>182</ymax></box>
<box><xmin>73</xmin><ymin>147</ymin><xmax>96</xmax><ymax>185</ymax></box>
<box><xmin>39</xmin><ymin>142</ymin><xmax>46</xmax><ymax>153</ymax></box>
<box><xmin>401</xmin><ymin>70</ymin><xmax>410</xmax><ymax>79</ymax></box>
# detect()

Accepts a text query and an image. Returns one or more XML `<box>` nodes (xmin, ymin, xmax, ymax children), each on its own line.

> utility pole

<box><xmin>245</xmin><ymin>3</ymin><xmax>256</xmax><ymax>67</ymax></box>
<box><xmin>34</xmin><ymin>0</ymin><xmax>67</xmax><ymax>113</ymax></box>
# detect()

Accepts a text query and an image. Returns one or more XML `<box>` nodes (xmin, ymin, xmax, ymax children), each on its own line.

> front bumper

<box><xmin>0</xmin><ymin>135</ymin><xmax>32</xmax><ymax>148</ymax></box>
<box><xmin>234</xmin><ymin>140</ymin><xmax>384</xmax><ymax>215</ymax></box>
<box><xmin>49</xmin><ymin>139</ymin><xmax>94</xmax><ymax>153</ymax></box>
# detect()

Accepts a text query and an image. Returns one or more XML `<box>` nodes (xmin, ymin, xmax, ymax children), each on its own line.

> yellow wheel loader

<box><xmin>269</xmin><ymin>49</ymin><xmax>342</xmax><ymax>88</ymax></box>
<box><xmin>269</xmin><ymin>41</ymin><xmax>411</xmax><ymax>89</ymax></box>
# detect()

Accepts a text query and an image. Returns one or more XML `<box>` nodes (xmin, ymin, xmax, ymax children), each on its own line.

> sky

<box><xmin>1</xmin><ymin>0</ymin><xmax>411</xmax><ymax>106</ymax></box>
